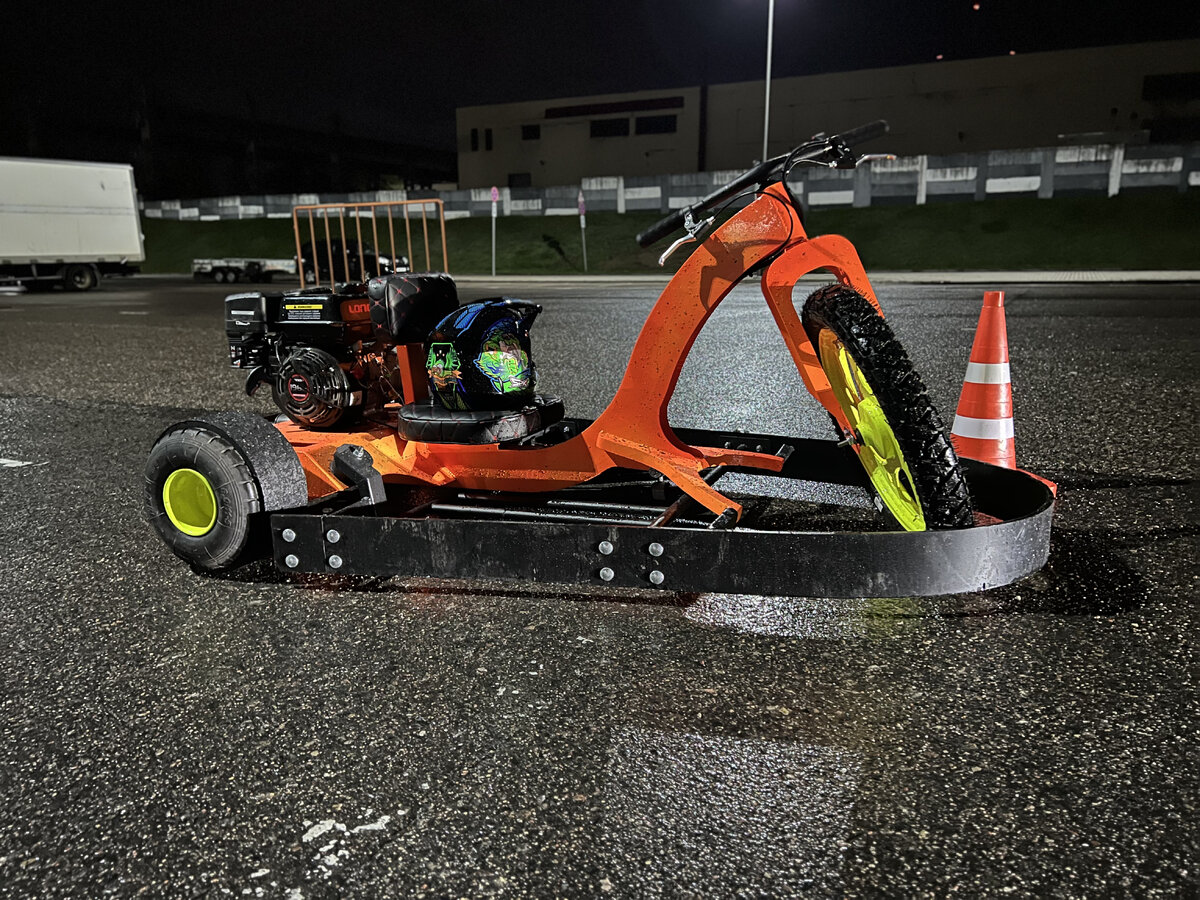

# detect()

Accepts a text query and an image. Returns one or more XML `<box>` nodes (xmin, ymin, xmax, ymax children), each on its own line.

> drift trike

<box><xmin>145</xmin><ymin>120</ymin><xmax>1053</xmax><ymax>598</ymax></box>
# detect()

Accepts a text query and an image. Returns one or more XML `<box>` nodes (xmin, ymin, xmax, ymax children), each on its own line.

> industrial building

<box><xmin>456</xmin><ymin>39</ymin><xmax>1200</xmax><ymax>189</ymax></box>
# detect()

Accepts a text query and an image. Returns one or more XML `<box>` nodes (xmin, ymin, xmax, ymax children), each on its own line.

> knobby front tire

<box><xmin>802</xmin><ymin>284</ymin><xmax>973</xmax><ymax>530</ymax></box>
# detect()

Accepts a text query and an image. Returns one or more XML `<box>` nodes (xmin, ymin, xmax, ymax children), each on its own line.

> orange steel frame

<box><xmin>292</xmin><ymin>199</ymin><xmax>450</xmax><ymax>289</ymax></box>
<box><xmin>280</xmin><ymin>182</ymin><xmax>879</xmax><ymax>524</ymax></box>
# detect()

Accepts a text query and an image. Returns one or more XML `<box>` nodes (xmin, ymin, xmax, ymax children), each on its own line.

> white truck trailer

<box><xmin>0</xmin><ymin>157</ymin><xmax>144</xmax><ymax>291</ymax></box>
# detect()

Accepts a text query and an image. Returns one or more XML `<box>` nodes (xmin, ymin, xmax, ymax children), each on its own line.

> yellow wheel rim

<box><xmin>163</xmin><ymin>468</ymin><xmax>218</xmax><ymax>537</ymax></box>
<box><xmin>818</xmin><ymin>330</ymin><xmax>926</xmax><ymax>531</ymax></box>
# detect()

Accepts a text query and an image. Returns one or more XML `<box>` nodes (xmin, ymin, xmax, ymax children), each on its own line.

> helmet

<box><xmin>426</xmin><ymin>299</ymin><xmax>541</xmax><ymax>410</ymax></box>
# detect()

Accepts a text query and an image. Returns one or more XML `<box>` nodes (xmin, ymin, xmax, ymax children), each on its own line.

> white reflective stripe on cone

<box><xmin>952</xmin><ymin>415</ymin><xmax>1015</xmax><ymax>440</ymax></box>
<box><xmin>964</xmin><ymin>361</ymin><xmax>1011</xmax><ymax>384</ymax></box>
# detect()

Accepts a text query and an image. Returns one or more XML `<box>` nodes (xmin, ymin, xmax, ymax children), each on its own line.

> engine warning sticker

<box><xmin>285</xmin><ymin>303</ymin><xmax>324</xmax><ymax>321</ymax></box>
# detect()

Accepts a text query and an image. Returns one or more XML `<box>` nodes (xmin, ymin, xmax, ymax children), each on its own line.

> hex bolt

<box><xmin>598</xmin><ymin>567</ymin><xmax>615</xmax><ymax>582</ymax></box>
<box><xmin>598</xmin><ymin>540</ymin><xmax>614</xmax><ymax>556</ymax></box>
<box><xmin>352</xmin><ymin>446</ymin><xmax>366</xmax><ymax>457</ymax></box>
<box><xmin>284</xmin><ymin>554</ymin><xmax>300</xmax><ymax>568</ymax></box>
<box><xmin>649</xmin><ymin>570</ymin><xmax>665</xmax><ymax>586</ymax></box>
<box><xmin>647</xmin><ymin>542</ymin><xmax>664</xmax><ymax>558</ymax></box>
<box><xmin>281</xmin><ymin>528</ymin><xmax>297</xmax><ymax>543</ymax></box>
<box><xmin>326</xmin><ymin>529</ymin><xmax>341</xmax><ymax>544</ymax></box>
<box><xmin>328</xmin><ymin>554</ymin><xmax>344</xmax><ymax>569</ymax></box>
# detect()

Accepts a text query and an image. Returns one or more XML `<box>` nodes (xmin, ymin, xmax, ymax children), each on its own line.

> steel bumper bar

<box><xmin>269</xmin><ymin>433</ymin><xmax>1054</xmax><ymax>599</ymax></box>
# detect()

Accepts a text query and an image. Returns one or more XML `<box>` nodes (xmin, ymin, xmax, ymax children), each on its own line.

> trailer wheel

<box><xmin>145</xmin><ymin>425</ymin><xmax>263</xmax><ymax>570</ymax></box>
<box><xmin>63</xmin><ymin>264</ymin><xmax>98</xmax><ymax>292</ymax></box>
<box><xmin>802</xmin><ymin>284</ymin><xmax>973</xmax><ymax>530</ymax></box>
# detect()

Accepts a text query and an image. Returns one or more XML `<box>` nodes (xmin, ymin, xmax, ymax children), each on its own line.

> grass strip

<box><xmin>140</xmin><ymin>192</ymin><xmax>1200</xmax><ymax>275</ymax></box>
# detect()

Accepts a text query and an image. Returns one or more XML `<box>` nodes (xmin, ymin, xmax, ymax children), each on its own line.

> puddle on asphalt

<box><xmin>602</xmin><ymin>726</ymin><xmax>859</xmax><ymax>896</ymax></box>
<box><xmin>685</xmin><ymin>528</ymin><xmax>1153</xmax><ymax>639</ymax></box>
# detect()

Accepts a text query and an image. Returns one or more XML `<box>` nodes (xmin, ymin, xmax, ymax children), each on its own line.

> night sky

<box><xmin>5</xmin><ymin>1</ymin><xmax>1196</xmax><ymax>156</ymax></box>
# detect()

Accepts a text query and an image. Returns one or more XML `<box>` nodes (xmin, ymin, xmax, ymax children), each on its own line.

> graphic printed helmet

<box><xmin>426</xmin><ymin>299</ymin><xmax>541</xmax><ymax>411</ymax></box>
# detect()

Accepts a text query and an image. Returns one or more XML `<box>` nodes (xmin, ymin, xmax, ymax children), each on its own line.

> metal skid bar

<box><xmin>268</xmin><ymin>430</ymin><xmax>1054</xmax><ymax>599</ymax></box>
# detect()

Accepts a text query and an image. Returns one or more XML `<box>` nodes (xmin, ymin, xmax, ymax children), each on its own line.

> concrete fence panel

<box><xmin>140</xmin><ymin>142</ymin><xmax>1199</xmax><ymax>222</ymax></box>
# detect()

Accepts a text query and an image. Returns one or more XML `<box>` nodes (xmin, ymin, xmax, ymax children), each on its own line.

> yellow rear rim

<box><xmin>163</xmin><ymin>468</ymin><xmax>218</xmax><ymax>536</ymax></box>
<box><xmin>818</xmin><ymin>330</ymin><xmax>926</xmax><ymax>531</ymax></box>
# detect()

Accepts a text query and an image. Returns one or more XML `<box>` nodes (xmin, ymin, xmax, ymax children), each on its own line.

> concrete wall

<box><xmin>706</xmin><ymin>40</ymin><xmax>1200</xmax><ymax>167</ymax></box>
<box><xmin>141</xmin><ymin>141</ymin><xmax>1200</xmax><ymax>223</ymax></box>
<box><xmin>451</xmin><ymin>39</ymin><xmax>1200</xmax><ymax>189</ymax></box>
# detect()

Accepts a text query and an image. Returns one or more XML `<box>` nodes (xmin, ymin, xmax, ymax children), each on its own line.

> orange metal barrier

<box><xmin>291</xmin><ymin>199</ymin><xmax>449</xmax><ymax>288</ymax></box>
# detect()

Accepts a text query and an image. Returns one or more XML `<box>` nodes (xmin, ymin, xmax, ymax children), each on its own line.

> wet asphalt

<box><xmin>0</xmin><ymin>276</ymin><xmax>1196</xmax><ymax>898</ymax></box>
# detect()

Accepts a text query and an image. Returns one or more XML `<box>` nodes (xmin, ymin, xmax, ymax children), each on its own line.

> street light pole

<box><xmin>762</xmin><ymin>0</ymin><xmax>775</xmax><ymax>164</ymax></box>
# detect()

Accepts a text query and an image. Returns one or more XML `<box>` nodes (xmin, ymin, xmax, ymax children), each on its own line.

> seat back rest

<box><xmin>367</xmin><ymin>273</ymin><xmax>459</xmax><ymax>345</ymax></box>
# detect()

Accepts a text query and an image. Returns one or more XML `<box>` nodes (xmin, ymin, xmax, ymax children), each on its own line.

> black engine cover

<box><xmin>272</xmin><ymin>347</ymin><xmax>361</xmax><ymax>429</ymax></box>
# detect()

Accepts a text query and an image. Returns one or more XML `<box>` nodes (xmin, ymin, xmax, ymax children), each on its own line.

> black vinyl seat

<box><xmin>396</xmin><ymin>395</ymin><xmax>564</xmax><ymax>444</ymax></box>
<box><xmin>366</xmin><ymin>273</ymin><xmax>459</xmax><ymax>345</ymax></box>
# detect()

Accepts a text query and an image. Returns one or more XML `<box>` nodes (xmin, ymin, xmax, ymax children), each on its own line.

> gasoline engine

<box><xmin>224</xmin><ymin>274</ymin><xmax>459</xmax><ymax>428</ymax></box>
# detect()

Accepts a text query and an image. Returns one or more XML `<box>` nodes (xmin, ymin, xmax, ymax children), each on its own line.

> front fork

<box><xmin>759</xmin><ymin>233</ymin><xmax>881</xmax><ymax>436</ymax></box>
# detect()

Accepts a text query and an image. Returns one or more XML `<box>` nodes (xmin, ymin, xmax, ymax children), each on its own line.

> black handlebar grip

<box><xmin>636</xmin><ymin>209</ymin><xmax>687</xmax><ymax>248</ymax></box>
<box><xmin>836</xmin><ymin>119</ymin><xmax>889</xmax><ymax>147</ymax></box>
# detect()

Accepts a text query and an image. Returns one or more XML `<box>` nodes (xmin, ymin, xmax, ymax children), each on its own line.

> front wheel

<box><xmin>802</xmin><ymin>284</ymin><xmax>972</xmax><ymax>530</ymax></box>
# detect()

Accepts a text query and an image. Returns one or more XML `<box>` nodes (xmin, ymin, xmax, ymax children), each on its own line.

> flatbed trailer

<box><xmin>192</xmin><ymin>258</ymin><xmax>297</xmax><ymax>284</ymax></box>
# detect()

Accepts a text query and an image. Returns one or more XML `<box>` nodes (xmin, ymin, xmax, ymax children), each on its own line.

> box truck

<box><xmin>0</xmin><ymin>157</ymin><xmax>144</xmax><ymax>291</ymax></box>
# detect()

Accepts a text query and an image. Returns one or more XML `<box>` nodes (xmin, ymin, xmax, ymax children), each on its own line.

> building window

<box><xmin>635</xmin><ymin>114</ymin><xmax>677</xmax><ymax>135</ymax></box>
<box><xmin>508</xmin><ymin>172</ymin><xmax>532</xmax><ymax>188</ymax></box>
<box><xmin>470</xmin><ymin>128</ymin><xmax>479</xmax><ymax>152</ymax></box>
<box><xmin>485</xmin><ymin>128</ymin><xmax>493</xmax><ymax>151</ymax></box>
<box><xmin>1142</xmin><ymin>71</ymin><xmax>1200</xmax><ymax>101</ymax></box>
<box><xmin>546</xmin><ymin>96</ymin><xmax>685</xmax><ymax>119</ymax></box>
<box><xmin>521</xmin><ymin>124</ymin><xmax>541</xmax><ymax>140</ymax></box>
<box><xmin>590</xmin><ymin>118</ymin><xmax>630</xmax><ymax>138</ymax></box>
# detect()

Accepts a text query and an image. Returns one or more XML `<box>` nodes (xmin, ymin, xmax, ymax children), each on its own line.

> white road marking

<box><xmin>0</xmin><ymin>458</ymin><xmax>45</xmax><ymax>468</ymax></box>
<box><xmin>350</xmin><ymin>814</ymin><xmax>391</xmax><ymax>833</ymax></box>
<box><xmin>119</xmin><ymin>310</ymin><xmax>150</xmax><ymax>315</ymax></box>
<box><xmin>301</xmin><ymin>820</ymin><xmax>340</xmax><ymax>843</ymax></box>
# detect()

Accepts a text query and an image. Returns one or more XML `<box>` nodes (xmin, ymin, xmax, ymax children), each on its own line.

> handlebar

<box><xmin>635</xmin><ymin>119</ymin><xmax>889</xmax><ymax>248</ymax></box>
<box><xmin>834</xmin><ymin>119</ymin><xmax>889</xmax><ymax>147</ymax></box>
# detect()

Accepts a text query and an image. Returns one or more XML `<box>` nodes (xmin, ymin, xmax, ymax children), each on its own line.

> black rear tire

<box><xmin>63</xmin><ymin>264</ymin><xmax>98</xmax><ymax>292</ymax></box>
<box><xmin>802</xmin><ymin>284</ymin><xmax>972</xmax><ymax>530</ymax></box>
<box><xmin>144</xmin><ymin>426</ymin><xmax>262</xmax><ymax>570</ymax></box>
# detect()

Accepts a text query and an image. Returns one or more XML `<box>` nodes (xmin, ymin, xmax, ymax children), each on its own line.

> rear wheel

<box><xmin>145</xmin><ymin>425</ymin><xmax>262</xmax><ymax>569</ymax></box>
<box><xmin>802</xmin><ymin>284</ymin><xmax>972</xmax><ymax>530</ymax></box>
<box><xmin>63</xmin><ymin>264</ymin><xmax>98</xmax><ymax>292</ymax></box>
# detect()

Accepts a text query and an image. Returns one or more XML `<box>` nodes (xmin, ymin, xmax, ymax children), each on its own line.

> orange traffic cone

<box><xmin>951</xmin><ymin>290</ymin><xmax>1015</xmax><ymax>468</ymax></box>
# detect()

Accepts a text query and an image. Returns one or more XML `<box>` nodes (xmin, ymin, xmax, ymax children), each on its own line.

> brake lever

<box><xmin>857</xmin><ymin>153</ymin><xmax>898</xmax><ymax>165</ymax></box>
<box><xmin>657</xmin><ymin>210</ymin><xmax>716</xmax><ymax>267</ymax></box>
